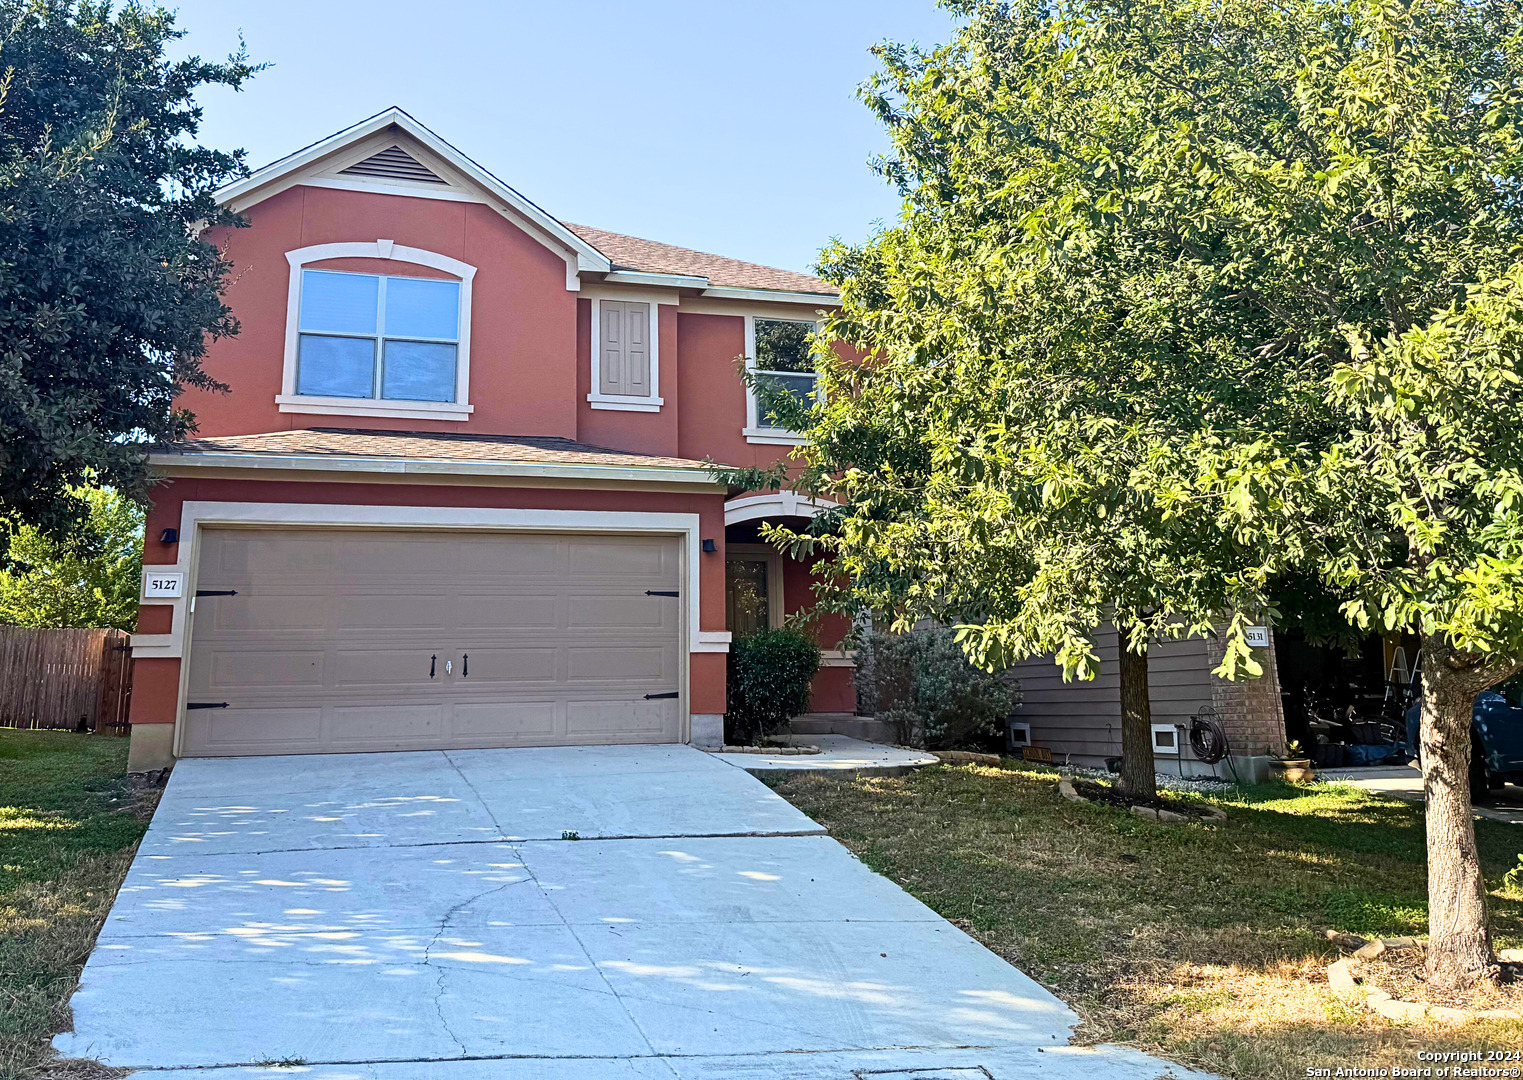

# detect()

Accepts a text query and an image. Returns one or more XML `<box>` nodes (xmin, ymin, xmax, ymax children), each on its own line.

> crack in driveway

<box><xmin>420</xmin><ymin>873</ymin><xmax>529</xmax><ymax>1057</ymax></box>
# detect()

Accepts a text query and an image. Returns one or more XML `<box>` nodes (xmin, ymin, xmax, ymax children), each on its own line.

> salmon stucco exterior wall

<box><xmin>575</xmin><ymin>299</ymin><xmax>682</xmax><ymax>458</ymax></box>
<box><xmin>125</xmin><ymin>110</ymin><xmax>853</xmax><ymax>767</ymax></box>
<box><xmin>779</xmin><ymin>547</ymin><xmax>856</xmax><ymax>713</ymax></box>
<box><xmin>182</xmin><ymin>186</ymin><xmax>580</xmax><ymax>440</ymax></box>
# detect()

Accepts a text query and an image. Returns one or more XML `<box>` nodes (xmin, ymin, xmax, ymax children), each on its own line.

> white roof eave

<box><xmin>214</xmin><ymin>107</ymin><xmax>612</xmax><ymax>274</ymax></box>
<box><xmin>145</xmin><ymin>449</ymin><xmax>727</xmax><ymax>489</ymax></box>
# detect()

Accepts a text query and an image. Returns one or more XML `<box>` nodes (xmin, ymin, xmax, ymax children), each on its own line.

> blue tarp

<box><xmin>1343</xmin><ymin>742</ymin><xmax>1396</xmax><ymax>766</ymax></box>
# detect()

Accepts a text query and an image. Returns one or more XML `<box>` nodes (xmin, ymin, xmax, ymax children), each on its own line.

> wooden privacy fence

<box><xmin>0</xmin><ymin>625</ymin><xmax>133</xmax><ymax>732</ymax></box>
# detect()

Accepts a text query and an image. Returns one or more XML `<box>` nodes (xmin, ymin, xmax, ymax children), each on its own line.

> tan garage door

<box><xmin>182</xmin><ymin>528</ymin><xmax>684</xmax><ymax>756</ymax></box>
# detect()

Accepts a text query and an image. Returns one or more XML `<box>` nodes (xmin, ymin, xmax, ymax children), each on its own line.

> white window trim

<box><xmin>586</xmin><ymin>288</ymin><xmax>672</xmax><ymax>412</ymax></box>
<box><xmin>743</xmin><ymin>313</ymin><xmax>821</xmax><ymax>446</ymax></box>
<box><xmin>1151</xmin><ymin>723</ymin><xmax>1182</xmax><ymax>755</ymax></box>
<box><xmin>726</xmin><ymin>542</ymin><xmax>785</xmax><ymax>632</ymax></box>
<box><xmin>280</xmin><ymin>241</ymin><xmax>477</xmax><ymax>422</ymax></box>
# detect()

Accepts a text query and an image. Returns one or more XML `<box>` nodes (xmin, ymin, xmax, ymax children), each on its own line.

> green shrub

<box><xmin>725</xmin><ymin>627</ymin><xmax>822</xmax><ymax>744</ymax></box>
<box><xmin>854</xmin><ymin>626</ymin><xmax>1019</xmax><ymax>751</ymax></box>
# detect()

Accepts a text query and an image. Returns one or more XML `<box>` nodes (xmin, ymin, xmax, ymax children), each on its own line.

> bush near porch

<box><xmin>854</xmin><ymin>626</ymin><xmax>1019</xmax><ymax>751</ymax></box>
<box><xmin>767</xmin><ymin>762</ymin><xmax>1523</xmax><ymax>1080</ymax></box>
<box><xmin>725</xmin><ymin>627</ymin><xmax>821</xmax><ymax>744</ymax></box>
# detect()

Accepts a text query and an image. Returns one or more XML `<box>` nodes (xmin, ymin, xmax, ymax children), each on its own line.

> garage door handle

<box><xmin>186</xmin><ymin>702</ymin><xmax>229</xmax><ymax>710</ymax></box>
<box><xmin>645</xmin><ymin>590</ymin><xmax>679</xmax><ymax>597</ymax></box>
<box><xmin>644</xmin><ymin>692</ymin><xmax>679</xmax><ymax>700</ymax></box>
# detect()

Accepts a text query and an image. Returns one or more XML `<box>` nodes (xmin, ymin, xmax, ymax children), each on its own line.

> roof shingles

<box><xmin>565</xmin><ymin>223</ymin><xmax>836</xmax><ymax>296</ymax></box>
<box><xmin>161</xmin><ymin>428</ymin><xmax>720</xmax><ymax>472</ymax></box>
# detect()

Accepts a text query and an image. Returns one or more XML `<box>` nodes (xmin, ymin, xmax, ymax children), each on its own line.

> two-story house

<box><xmin>125</xmin><ymin>108</ymin><xmax>851</xmax><ymax>771</ymax></box>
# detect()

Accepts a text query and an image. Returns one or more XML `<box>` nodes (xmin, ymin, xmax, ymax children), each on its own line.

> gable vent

<box><xmin>339</xmin><ymin>145</ymin><xmax>447</xmax><ymax>185</ymax></box>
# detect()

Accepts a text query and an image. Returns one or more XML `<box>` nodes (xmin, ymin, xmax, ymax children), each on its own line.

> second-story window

<box><xmin>751</xmin><ymin>318</ymin><xmax>819</xmax><ymax>431</ymax></box>
<box><xmin>297</xmin><ymin>269</ymin><xmax>461</xmax><ymax>403</ymax></box>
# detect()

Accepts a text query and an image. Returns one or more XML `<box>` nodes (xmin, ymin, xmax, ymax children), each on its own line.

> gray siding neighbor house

<box><xmin>1009</xmin><ymin>625</ymin><xmax>1288</xmax><ymax>774</ymax></box>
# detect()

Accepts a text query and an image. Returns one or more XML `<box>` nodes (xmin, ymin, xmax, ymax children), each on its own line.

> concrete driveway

<box><xmin>57</xmin><ymin>745</ymin><xmax>1207</xmax><ymax>1079</ymax></box>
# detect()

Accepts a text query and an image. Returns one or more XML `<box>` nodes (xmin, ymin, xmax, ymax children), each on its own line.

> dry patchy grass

<box><xmin>0</xmin><ymin>731</ymin><xmax>159</xmax><ymax>1080</ymax></box>
<box><xmin>766</xmin><ymin>762</ymin><xmax>1523</xmax><ymax>1080</ymax></box>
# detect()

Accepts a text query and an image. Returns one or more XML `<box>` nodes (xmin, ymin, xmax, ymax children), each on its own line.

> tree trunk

<box><xmin>1418</xmin><ymin>634</ymin><xmax>1499</xmax><ymax>990</ymax></box>
<box><xmin>1118</xmin><ymin>638</ymin><xmax>1156</xmax><ymax>800</ymax></box>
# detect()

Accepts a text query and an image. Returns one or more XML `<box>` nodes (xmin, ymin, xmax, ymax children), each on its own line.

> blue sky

<box><xmin>167</xmin><ymin>1</ymin><xmax>957</xmax><ymax>276</ymax></box>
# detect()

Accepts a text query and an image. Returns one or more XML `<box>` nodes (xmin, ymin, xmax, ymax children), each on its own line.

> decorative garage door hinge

<box><xmin>645</xmin><ymin>590</ymin><xmax>679</xmax><ymax>597</ymax></box>
<box><xmin>186</xmin><ymin>702</ymin><xmax>230</xmax><ymax>710</ymax></box>
<box><xmin>195</xmin><ymin>589</ymin><xmax>238</xmax><ymax>597</ymax></box>
<box><xmin>644</xmin><ymin>692</ymin><xmax>679</xmax><ymax>700</ymax></box>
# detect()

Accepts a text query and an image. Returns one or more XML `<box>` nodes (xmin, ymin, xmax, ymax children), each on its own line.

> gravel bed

<box><xmin>1065</xmin><ymin>764</ymin><xmax>1238</xmax><ymax>796</ymax></box>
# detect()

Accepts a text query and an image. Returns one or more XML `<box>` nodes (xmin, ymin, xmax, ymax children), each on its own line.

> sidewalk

<box><xmin>709</xmin><ymin>734</ymin><xmax>939</xmax><ymax>777</ymax></box>
<box><xmin>1321</xmin><ymin>763</ymin><xmax>1523</xmax><ymax>825</ymax></box>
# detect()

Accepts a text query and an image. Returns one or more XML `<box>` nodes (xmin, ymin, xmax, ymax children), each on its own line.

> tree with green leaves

<box><xmin>0</xmin><ymin>485</ymin><xmax>142</xmax><ymax>629</ymax></box>
<box><xmin>723</xmin><ymin>0</ymin><xmax>1523</xmax><ymax>988</ymax></box>
<box><xmin>0</xmin><ymin>1</ymin><xmax>255</xmax><ymax>551</ymax></box>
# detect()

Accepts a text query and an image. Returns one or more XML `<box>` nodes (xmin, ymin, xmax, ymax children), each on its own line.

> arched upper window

<box><xmin>277</xmin><ymin>241</ymin><xmax>477</xmax><ymax>422</ymax></box>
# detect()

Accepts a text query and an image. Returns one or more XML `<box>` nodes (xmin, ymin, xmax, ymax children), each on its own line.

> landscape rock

<box><xmin>1060</xmin><ymin>776</ymin><xmax>1227</xmax><ymax>823</ymax></box>
<box><xmin>1341</xmin><ymin>957</ymin><xmax>1523</xmax><ymax>1025</ymax></box>
<box><xmin>1353</xmin><ymin>939</ymin><xmax>1387</xmax><ymax>961</ymax></box>
<box><xmin>934</xmin><ymin>750</ymin><xmax>1002</xmax><ymax>766</ymax></box>
<box><xmin>1324</xmin><ymin>930</ymin><xmax>1370</xmax><ymax>951</ymax></box>
<box><xmin>1374</xmin><ymin>997</ymin><xmax>1420</xmax><ymax>1022</ymax></box>
<box><xmin>1327</xmin><ymin>959</ymin><xmax>1359</xmax><ymax>993</ymax></box>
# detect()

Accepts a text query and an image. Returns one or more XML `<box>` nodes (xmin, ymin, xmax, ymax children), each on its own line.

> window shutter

<box><xmin>600</xmin><ymin>300</ymin><xmax>625</xmax><ymax>395</ymax></box>
<box><xmin>625</xmin><ymin>302</ymin><xmax>650</xmax><ymax>395</ymax></box>
<box><xmin>599</xmin><ymin>301</ymin><xmax>651</xmax><ymax>397</ymax></box>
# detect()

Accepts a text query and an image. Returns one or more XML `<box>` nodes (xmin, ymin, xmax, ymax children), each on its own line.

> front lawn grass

<box><xmin>767</xmin><ymin>763</ymin><xmax>1523</xmax><ymax>1080</ymax></box>
<box><xmin>0</xmin><ymin>729</ymin><xmax>159</xmax><ymax>1080</ymax></box>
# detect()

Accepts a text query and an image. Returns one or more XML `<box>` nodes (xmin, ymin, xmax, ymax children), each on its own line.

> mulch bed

<box><xmin>1361</xmin><ymin>949</ymin><xmax>1523</xmax><ymax>1012</ymax></box>
<box><xmin>1067</xmin><ymin>776</ymin><xmax>1223</xmax><ymax>820</ymax></box>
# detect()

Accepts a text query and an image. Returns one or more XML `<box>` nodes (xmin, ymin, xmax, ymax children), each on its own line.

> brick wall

<box><xmin>1205</xmin><ymin>628</ymin><xmax>1288</xmax><ymax>756</ymax></box>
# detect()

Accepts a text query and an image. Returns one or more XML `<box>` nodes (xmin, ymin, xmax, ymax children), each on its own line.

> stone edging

<box><xmin>715</xmin><ymin>745</ymin><xmax>825</xmax><ymax>756</ymax></box>
<box><xmin>1057</xmin><ymin>774</ymin><xmax>1227</xmax><ymax>823</ymax></box>
<box><xmin>1327</xmin><ymin>945</ymin><xmax>1523</xmax><ymax>1024</ymax></box>
<box><xmin>714</xmin><ymin>744</ymin><xmax>824</xmax><ymax>756</ymax></box>
<box><xmin>932</xmin><ymin>750</ymin><xmax>1003</xmax><ymax>767</ymax></box>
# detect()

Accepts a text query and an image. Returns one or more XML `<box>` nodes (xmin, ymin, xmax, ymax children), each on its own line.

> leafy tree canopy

<box><xmin>0</xmin><ymin>0</ymin><xmax>256</xmax><ymax>551</ymax></box>
<box><xmin>733</xmin><ymin>0</ymin><xmax>1523</xmax><ymax>682</ymax></box>
<box><xmin>0</xmin><ymin>484</ymin><xmax>142</xmax><ymax>629</ymax></box>
<box><xmin>717</xmin><ymin>0</ymin><xmax>1523</xmax><ymax>986</ymax></box>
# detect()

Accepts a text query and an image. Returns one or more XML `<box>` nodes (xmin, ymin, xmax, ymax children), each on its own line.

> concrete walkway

<box><xmin>710</xmin><ymin>733</ymin><xmax>938</xmax><ymax>775</ymax></box>
<box><xmin>1320</xmin><ymin>763</ymin><xmax>1523</xmax><ymax>825</ymax></box>
<box><xmin>56</xmin><ymin>744</ymin><xmax>1209</xmax><ymax>1079</ymax></box>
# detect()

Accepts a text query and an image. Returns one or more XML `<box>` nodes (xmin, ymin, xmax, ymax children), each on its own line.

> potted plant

<box><xmin>1270</xmin><ymin>739</ymin><xmax>1315</xmax><ymax>782</ymax></box>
